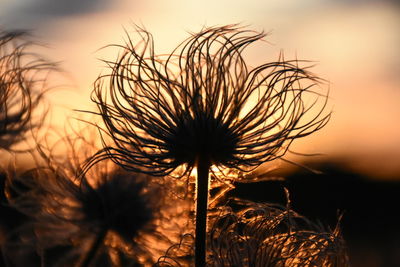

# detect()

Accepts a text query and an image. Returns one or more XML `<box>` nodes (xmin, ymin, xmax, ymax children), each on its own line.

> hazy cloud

<box><xmin>20</xmin><ymin>0</ymin><xmax>110</xmax><ymax>16</ymax></box>
<box><xmin>0</xmin><ymin>0</ymin><xmax>112</xmax><ymax>30</ymax></box>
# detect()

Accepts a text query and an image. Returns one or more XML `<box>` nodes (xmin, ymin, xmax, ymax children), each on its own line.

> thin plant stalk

<box><xmin>195</xmin><ymin>158</ymin><xmax>211</xmax><ymax>267</ymax></box>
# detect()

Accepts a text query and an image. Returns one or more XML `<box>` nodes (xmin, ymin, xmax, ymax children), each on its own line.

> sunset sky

<box><xmin>1</xmin><ymin>0</ymin><xmax>399</xmax><ymax>178</ymax></box>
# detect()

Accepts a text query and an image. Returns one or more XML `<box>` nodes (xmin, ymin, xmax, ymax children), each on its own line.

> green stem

<box><xmin>80</xmin><ymin>228</ymin><xmax>107</xmax><ymax>267</ymax></box>
<box><xmin>195</xmin><ymin>158</ymin><xmax>211</xmax><ymax>267</ymax></box>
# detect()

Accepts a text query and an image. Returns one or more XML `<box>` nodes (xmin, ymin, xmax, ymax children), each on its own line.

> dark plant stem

<box><xmin>80</xmin><ymin>228</ymin><xmax>108</xmax><ymax>267</ymax></box>
<box><xmin>195</xmin><ymin>158</ymin><xmax>211</xmax><ymax>267</ymax></box>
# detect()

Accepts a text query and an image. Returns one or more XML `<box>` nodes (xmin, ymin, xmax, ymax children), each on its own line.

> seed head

<box><xmin>11</xmin><ymin>162</ymin><xmax>166</xmax><ymax>265</ymax></box>
<box><xmin>0</xmin><ymin>30</ymin><xmax>54</xmax><ymax>150</ymax></box>
<box><xmin>208</xmin><ymin>200</ymin><xmax>350</xmax><ymax>266</ymax></box>
<box><xmin>88</xmin><ymin>25</ymin><xmax>330</xmax><ymax>177</ymax></box>
<box><xmin>7</xmin><ymin>129</ymin><xmax>184</xmax><ymax>266</ymax></box>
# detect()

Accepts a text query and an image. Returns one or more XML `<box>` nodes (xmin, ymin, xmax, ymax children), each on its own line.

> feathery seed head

<box><xmin>208</xmin><ymin>200</ymin><xmax>350</xmax><ymax>267</ymax></box>
<box><xmin>7</xmin><ymin>126</ymin><xmax>177</xmax><ymax>265</ymax></box>
<box><xmin>0</xmin><ymin>30</ymin><xmax>54</xmax><ymax>150</ymax></box>
<box><xmin>77</xmin><ymin>169</ymin><xmax>155</xmax><ymax>242</ymax></box>
<box><xmin>11</xmin><ymin>162</ymin><xmax>167</xmax><ymax>265</ymax></box>
<box><xmin>89</xmin><ymin>24</ymin><xmax>330</xmax><ymax>177</ymax></box>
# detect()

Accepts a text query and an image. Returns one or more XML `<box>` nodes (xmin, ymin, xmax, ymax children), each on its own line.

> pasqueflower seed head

<box><xmin>88</xmin><ymin>24</ymin><xmax>330</xmax><ymax>177</ymax></box>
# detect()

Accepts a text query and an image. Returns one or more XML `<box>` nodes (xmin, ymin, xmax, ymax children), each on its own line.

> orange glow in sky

<box><xmin>1</xmin><ymin>0</ymin><xmax>399</xmax><ymax>178</ymax></box>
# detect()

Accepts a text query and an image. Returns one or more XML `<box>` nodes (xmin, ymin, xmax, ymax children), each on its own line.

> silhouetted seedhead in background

<box><xmin>1</xmin><ymin>127</ymin><xmax>190</xmax><ymax>266</ymax></box>
<box><xmin>0</xmin><ymin>30</ymin><xmax>54</xmax><ymax>151</ymax></box>
<box><xmin>208</xmin><ymin>199</ymin><xmax>349</xmax><ymax>267</ymax></box>
<box><xmin>7</xmin><ymin>162</ymin><xmax>168</xmax><ymax>266</ymax></box>
<box><xmin>79</xmin><ymin>170</ymin><xmax>154</xmax><ymax>241</ymax></box>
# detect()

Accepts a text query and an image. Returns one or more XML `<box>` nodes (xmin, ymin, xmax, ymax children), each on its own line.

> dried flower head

<box><xmin>88</xmin><ymin>24</ymin><xmax>330</xmax><ymax>177</ymax></box>
<box><xmin>10</xmin><ymin>161</ymin><xmax>169</xmax><ymax>266</ymax></box>
<box><xmin>6</xmin><ymin>128</ymin><xmax>189</xmax><ymax>266</ymax></box>
<box><xmin>0</xmin><ymin>30</ymin><xmax>54</xmax><ymax>151</ymax></box>
<box><xmin>208</xmin><ymin>200</ymin><xmax>350</xmax><ymax>267</ymax></box>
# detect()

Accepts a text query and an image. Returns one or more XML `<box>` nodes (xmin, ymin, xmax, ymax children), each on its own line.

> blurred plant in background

<box><xmin>208</xmin><ymin>198</ymin><xmax>349</xmax><ymax>267</ymax></box>
<box><xmin>1</xmin><ymin>124</ymin><xmax>192</xmax><ymax>266</ymax></box>
<box><xmin>0</xmin><ymin>30</ymin><xmax>54</xmax><ymax>152</ymax></box>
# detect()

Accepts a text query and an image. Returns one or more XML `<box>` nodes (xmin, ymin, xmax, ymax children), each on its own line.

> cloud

<box><xmin>0</xmin><ymin>0</ymin><xmax>113</xmax><ymax>30</ymax></box>
<box><xmin>21</xmin><ymin>0</ymin><xmax>110</xmax><ymax>16</ymax></box>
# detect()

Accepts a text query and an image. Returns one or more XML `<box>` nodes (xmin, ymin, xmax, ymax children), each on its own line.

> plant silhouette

<box><xmin>5</xmin><ymin>129</ymin><xmax>185</xmax><ymax>266</ymax></box>
<box><xmin>208</xmin><ymin>199</ymin><xmax>349</xmax><ymax>266</ymax></box>
<box><xmin>85</xmin><ymin>25</ymin><xmax>331</xmax><ymax>266</ymax></box>
<box><xmin>0</xmin><ymin>30</ymin><xmax>54</xmax><ymax>151</ymax></box>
